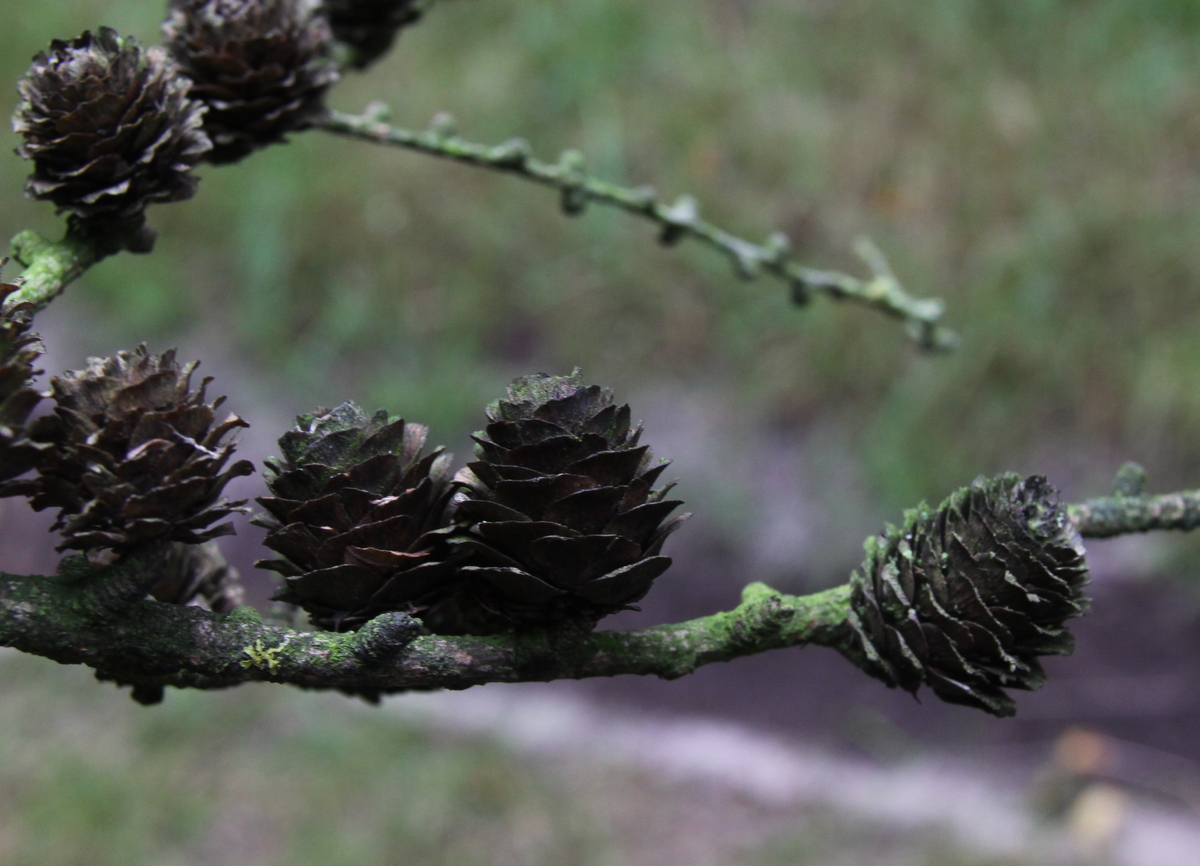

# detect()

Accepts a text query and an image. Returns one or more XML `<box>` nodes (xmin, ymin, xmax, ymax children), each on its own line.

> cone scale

<box><xmin>0</xmin><ymin>262</ymin><xmax>44</xmax><ymax>485</ymax></box>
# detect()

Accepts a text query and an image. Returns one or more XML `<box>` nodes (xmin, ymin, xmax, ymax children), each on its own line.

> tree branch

<box><xmin>9</xmin><ymin>228</ymin><xmax>109</xmax><ymax>312</ymax></box>
<box><xmin>1069</xmin><ymin>490</ymin><xmax>1200</xmax><ymax>539</ymax></box>
<box><xmin>6</xmin><ymin>481</ymin><xmax>1199</xmax><ymax>701</ymax></box>
<box><xmin>318</xmin><ymin>106</ymin><xmax>958</xmax><ymax>351</ymax></box>
<box><xmin>0</xmin><ymin>558</ymin><xmax>856</xmax><ymax>696</ymax></box>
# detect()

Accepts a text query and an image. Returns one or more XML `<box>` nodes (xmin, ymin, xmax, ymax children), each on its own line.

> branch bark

<box><xmin>1069</xmin><ymin>489</ymin><xmax>1200</xmax><ymax>538</ymax></box>
<box><xmin>9</xmin><ymin>228</ymin><xmax>109</xmax><ymax>312</ymax></box>
<box><xmin>3</xmin><ymin>485</ymin><xmax>1198</xmax><ymax>702</ymax></box>
<box><xmin>0</xmin><ymin>554</ymin><xmax>856</xmax><ymax>697</ymax></box>
<box><xmin>318</xmin><ymin>106</ymin><xmax>958</xmax><ymax>351</ymax></box>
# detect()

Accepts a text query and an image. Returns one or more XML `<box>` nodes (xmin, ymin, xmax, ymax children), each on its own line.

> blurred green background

<box><xmin>7</xmin><ymin>0</ymin><xmax>1200</xmax><ymax>515</ymax></box>
<box><xmin>0</xmin><ymin>651</ymin><xmax>1055</xmax><ymax>866</ymax></box>
<box><xmin>3</xmin><ymin>0</ymin><xmax>1200</xmax><ymax>861</ymax></box>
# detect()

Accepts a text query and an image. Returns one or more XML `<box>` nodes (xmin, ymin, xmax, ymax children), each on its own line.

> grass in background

<box><xmin>0</xmin><ymin>652</ymin><xmax>1066</xmax><ymax>866</ymax></box>
<box><xmin>7</xmin><ymin>0</ymin><xmax>1200</xmax><ymax>512</ymax></box>
<box><xmin>0</xmin><ymin>6</ymin><xmax>1192</xmax><ymax>861</ymax></box>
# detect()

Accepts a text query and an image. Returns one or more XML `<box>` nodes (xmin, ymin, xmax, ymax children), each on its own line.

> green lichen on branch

<box><xmin>0</xmin><ymin>548</ymin><xmax>856</xmax><ymax>697</ymax></box>
<box><xmin>12</xmin><ymin>475</ymin><xmax>1200</xmax><ymax>707</ymax></box>
<box><xmin>575</xmin><ymin>582</ymin><xmax>857</xmax><ymax>681</ymax></box>
<box><xmin>319</xmin><ymin>106</ymin><xmax>957</xmax><ymax>351</ymax></box>
<box><xmin>1069</xmin><ymin>489</ymin><xmax>1200</xmax><ymax>538</ymax></box>
<box><xmin>240</xmin><ymin>637</ymin><xmax>290</xmax><ymax>672</ymax></box>
<box><xmin>1065</xmin><ymin>461</ymin><xmax>1200</xmax><ymax>538</ymax></box>
<box><xmin>9</xmin><ymin>229</ymin><xmax>108</xmax><ymax>312</ymax></box>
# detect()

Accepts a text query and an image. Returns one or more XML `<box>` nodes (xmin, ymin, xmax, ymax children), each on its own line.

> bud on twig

<box><xmin>659</xmin><ymin>195</ymin><xmax>699</xmax><ymax>247</ymax></box>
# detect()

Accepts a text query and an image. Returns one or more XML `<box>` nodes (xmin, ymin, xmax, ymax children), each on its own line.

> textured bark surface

<box><xmin>2</xmin><ymin>483</ymin><xmax>1195</xmax><ymax>701</ymax></box>
<box><xmin>0</xmin><ymin>550</ymin><xmax>855</xmax><ymax>697</ymax></box>
<box><xmin>1069</xmin><ymin>489</ymin><xmax>1200</xmax><ymax>538</ymax></box>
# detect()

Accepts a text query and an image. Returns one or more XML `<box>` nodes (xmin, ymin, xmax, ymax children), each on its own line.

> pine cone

<box><xmin>0</xmin><ymin>262</ymin><xmax>43</xmax><ymax>484</ymax></box>
<box><xmin>165</xmin><ymin>0</ymin><xmax>339</xmax><ymax>164</ymax></box>
<box><xmin>322</xmin><ymin>0</ymin><xmax>424</xmax><ymax>69</ymax></box>
<box><xmin>255</xmin><ymin>403</ymin><xmax>458</xmax><ymax>632</ymax></box>
<box><xmin>847</xmin><ymin>474</ymin><xmax>1090</xmax><ymax>717</ymax></box>
<box><xmin>451</xmin><ymin>370</ymin><xmax>689</xmax><ymax>632</ymax></box>
<box><xmin>16</xmin><ymin>346</ymin><xmax>254</xmax><ymax>552</ymax></box>
<box><xmin>13</xmin><ymin>29</ymin><xmax>210</xmax><ymax>252</ymax></box>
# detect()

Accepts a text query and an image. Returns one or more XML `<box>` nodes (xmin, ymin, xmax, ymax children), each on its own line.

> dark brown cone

<box><xmin>846</xmin><ymin>474</ymin><xmax>1090</xmax><ymax>717</ymax></box>
<box><xmin>165</xmin><ymin>0</ymin><xmax>339</xmax><ymax>164</ymax></box>
<box><xmin>254</xmin><ymin>403</ymin><xmax>458</xmax><ymax>632</ymax></box>
<box><xmin>449</xmin><ymin>369</ymin><xmax>688</xmax><ymax>633</ymax></box>
<box><xmin>13</xmin><ymin>346</ymin><xmax>254</xmax><ymax>552</ymax></box>
<box><xmin>322</xmin><ymin>0</ymin><xmax>424</xmax><ymax>69</ymax></box>
<box><xmin>0</xmin><ymin>262</ymin><xmax>44</xmax><ymax>485</ymax></box>
<box><xmin>13</xmin><ymin>29</ymin><xmax>210</xmax><ymax>252</ymax></box>
<box><xmin>150</xmin><ymin>540</ymin><xmax>245</xmax><ymax>612</ymax></box>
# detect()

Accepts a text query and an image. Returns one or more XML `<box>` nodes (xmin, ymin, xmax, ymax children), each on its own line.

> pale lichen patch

<box><xmin>240</xmin><ymin>637</ymin><xmax>290</xmax><ymax>673</ymax></box>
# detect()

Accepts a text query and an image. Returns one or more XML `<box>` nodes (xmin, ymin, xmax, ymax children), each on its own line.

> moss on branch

<box><xmin>6</xmin><ymin>480</ymin><xmax>1200</xmax><ymax>706</ymax></box>
<box><xmin>1069</xmin><ymin>489</ymin><xmax>1200</xmax><ymax>538</ymax></box>
<box><xmin>0</xmin><ymin>550</ymin><xmax>856</xmax><ymax>699</ymax></box>
<box><xmin>1065</xmin><ymin>462</ymin><xmax>1200</xmax><ymax>538</ymax></box>
<box><xmin>10</xmin><ymin>228</ymin><xmax>109</xmax><ymax>312</ymax></box>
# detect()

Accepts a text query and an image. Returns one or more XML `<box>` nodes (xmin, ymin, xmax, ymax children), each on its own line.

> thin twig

<box><xmin>1066</xmin><ymin>463</ymin><xmax>1200</xmax><ymax>538</ymax></box>
<box><xmin>1069</xmin><ymin>490</ymin><xmax>1200</xmax><ymax>538</ymax></box>
<box><xmin>319</xmin><ymin>105</ymin><xmax>959</xmax><ymax>351</ymax></box>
